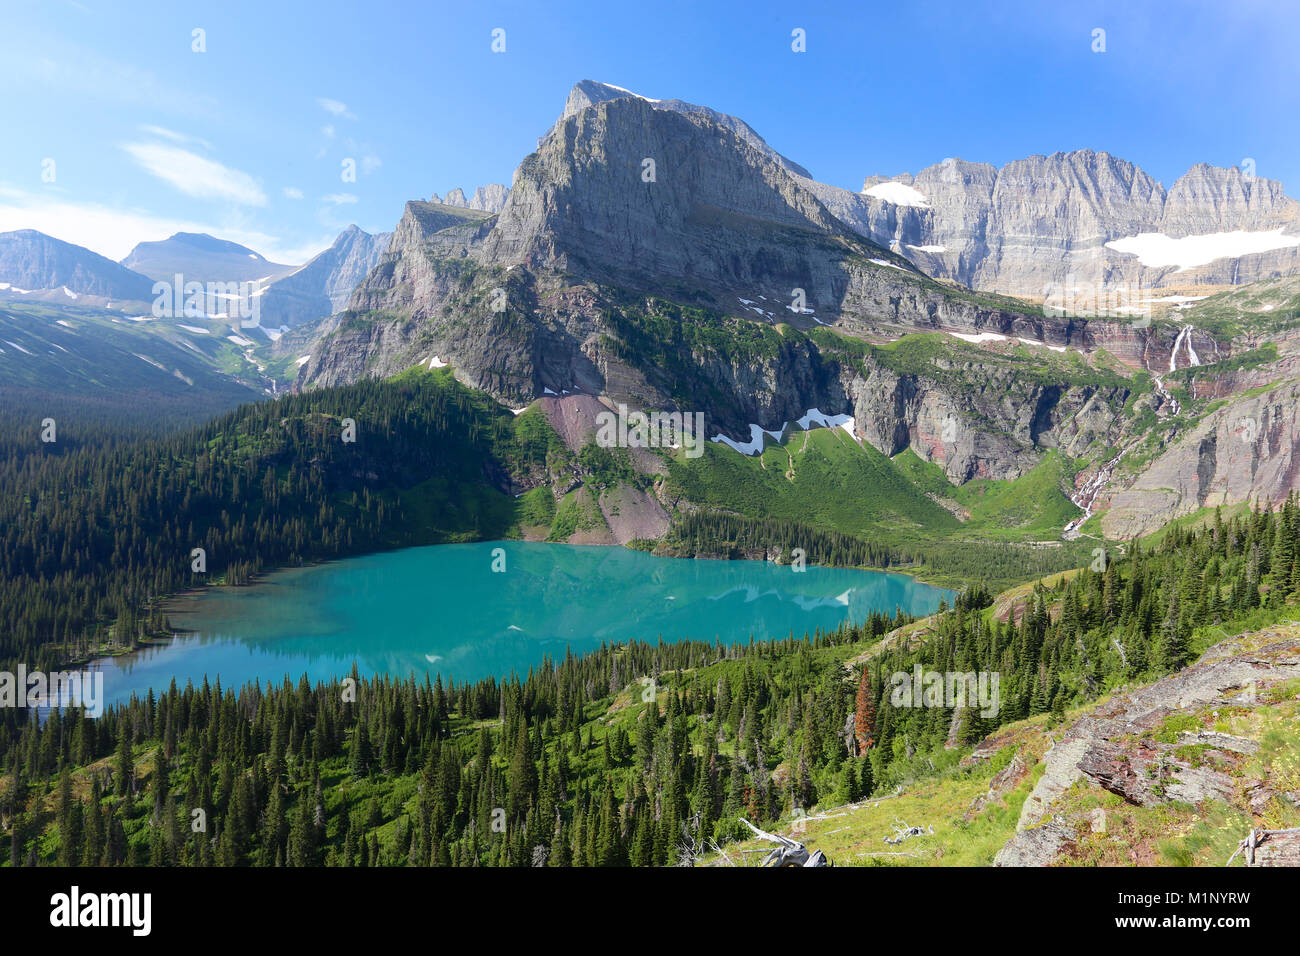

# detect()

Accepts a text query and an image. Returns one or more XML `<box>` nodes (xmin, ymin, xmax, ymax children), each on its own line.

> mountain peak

<box><xmin>561</xmin><ymin>80</ymin><xmax>658</xmax><ymax>121</ymax></box>
<box><xmin>0</xmin><ymin>229</ymin><xmax>155</xmax><ymax>300</ymax></box>
<box><xmin>162</xmin><ymin>232</ymin><xmax>266</xmax><ymax>258</ymax></box>
<box><xmin>430</xmin><ymin>184</ymin><xmax>510</xmax><ymax>214</ymax></box>
<box><xmin>121</xmin><ymin>233</ymin><xmax>292</xmax><ymax>284</ymax></box>
<box><xmin>551</xmin><ymin>79</ymin><xmax>811</xmax><ymax>180</ymax></box>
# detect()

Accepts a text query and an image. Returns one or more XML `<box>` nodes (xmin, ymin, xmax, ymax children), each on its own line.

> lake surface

<box><xmin>92</xmin><ymin>542</ymin><xmax>951</xmax><ymax>707</ymax></box>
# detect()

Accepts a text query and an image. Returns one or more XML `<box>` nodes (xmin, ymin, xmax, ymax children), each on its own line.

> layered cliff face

<box><xmin>557</xmin><ymin>79</ymin><xmax>812</xmax><ymax>179</ymax></box>
<box><xmin>852</xmin><ymin>153</ymin><xmax>1300</xmax><ymax>299</ymax></box>
<box><xmin>300</xmin><ymin>88</ymin><xmax>1053</xmax><ymax>417</ymax></box>
<box><xmin>846</xmin><ymin>354</ymin><xmax>1131</xmax><ymax>483</ymax></box>
<box><xmin>540</xmin><ymin>83</ymin><xmax>1300</xmax><ymax>307</ymax></box>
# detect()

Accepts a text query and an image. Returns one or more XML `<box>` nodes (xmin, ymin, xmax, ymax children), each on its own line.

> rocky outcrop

<box><xmin>431</xmin><ymin>183</ymin><xmax>511</xmax><ymax>213</ymax></box>
<box><xmin>846</xmin><ymin>359</ymin><xmax>1129</xmax><ymax>483</ymax></box>
<box><xmin>1076</xmin><ymin>738</ymin><xmax>1235</xmax><ymax>807</ymax></box>
<box><xmin>994</xmin><ymin>627</ymin><xmax>1300</xmax><ymax>866</ymax></box>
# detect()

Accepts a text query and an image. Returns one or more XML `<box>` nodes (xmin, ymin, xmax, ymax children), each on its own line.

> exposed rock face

<box><xmin>823</xmin><ymin>154</ymin><xmax>1300</xmax><ymax>299</ymax></box>
<box><xmin>1161</xmin><ymin>163</ymin><xmax>1296</xmax><ymax>234</ymax></box>
<box><xmin>256</xmin><ymin>225</ymin><xmax>392</xmax><ymax>328</ymax></box>
<box><xmin>550</xmin><ymin>83</ymin><xmax>1300</xmax><ymax>309</ymax></box>
<box><xmin>556</xmin><ymin>80</ymin><xmax>812</xmax><ymax>179</ymax></box>
<box><xmin>994</xmin><ymin>628</ymin><xmax>1300</xmax><ymax>866</ymax></box>
<box><xmin>430</xmin><ymin>183</ymin><xmax>511</xmax><ymax>213</ymax></box>
<box><xmin>1076</xmin><ymin>739</ymin><xmax>1235</xmax><ymax>807</ymax></box>
<box><xmin>477</xmin><ymin>93</ymin><xmax>899</xmax><ymax>303</ymax></box>
<box><xmin>0</xmin><ymin>229</ymin><xmax>155</xmax><ymax>301</ymax></box>
<box><xmin>300</xmin><ymin>83</ymin><xmax>1230</xmax><ymax>486</ymax></box>
<box><xmin>304</xmin><ymin>88</ymin><xmax>1044</xmax><ymax>404</ymax></box>
<box><xmin>993</xmin><ymin>816</ymin><xmax>1076</xmax><ymax>867</ymax></box>
<box><xmin>1102</xmin><ymin>378</ymin><xmax>1300</xmax><ymax>537</ymax></box>
<box><xmin>846</xmin><ymin>358</ymin><xmax>1129</xmax><ymax>483</ymax></box>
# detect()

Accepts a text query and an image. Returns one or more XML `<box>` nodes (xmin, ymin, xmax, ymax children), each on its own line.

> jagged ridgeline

<box><xmin>3</xmin><ymin>498</ymin><xmax>1295</xmax><ymax>867</ymax></box>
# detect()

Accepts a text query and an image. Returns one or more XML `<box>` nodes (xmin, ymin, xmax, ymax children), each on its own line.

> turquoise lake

<box><xmin>92</xmin><ymin>542</ymin><xmax>952</xmax><ymax>706</ymax></box>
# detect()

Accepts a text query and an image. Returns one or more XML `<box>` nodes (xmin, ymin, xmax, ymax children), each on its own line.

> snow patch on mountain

<box><xmin>864</xmin><ymin>181</ymin><xmax>930</xmax><ymax>207</ymax></box>
<box><xmin>1105</xmin><ymin>228</ymin><xmax>1300</xmax><ymax>271</ymax></box>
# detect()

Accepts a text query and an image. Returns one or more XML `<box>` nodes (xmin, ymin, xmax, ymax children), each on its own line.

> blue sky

<box><xmin>1</xmin><ymin>0</ymin><xmax>1296</xmax><ymax>264</ymax></box>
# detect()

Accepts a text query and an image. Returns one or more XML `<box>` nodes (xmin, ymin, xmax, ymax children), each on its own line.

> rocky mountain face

<box><xmin>301</xmin><ymin>87</ymin><xmax>1051</xmax><ymax>408</ymax></box>
<box><xmin>994</xmin><ymin>624</ymin><xmax>1300</xmax><ymax>866</ymax></box>
<box><xmin>557</xmin><ymin>79</ymin><xmax>813</xmax><ymax>179</ymax></box>
<box><xmin>1103</xmin><ymin>375</ymin><xmax>1300</xmax><ymax>537</ymax></box>
<box><xmin>295</xmin><ymin>80</ymin><xmax>1300</xmax><ymax>527</ymax></box>
<box><xmin>256</xmin><ymin>225</ymin><xmax>392</xmax><ymax>329</ymax></box>
<box><xmin>430</xmin><ymin>184</ymin><xmax>510</xmax><ymax>213</ymax></box>
<box><xmin>121</xmin><ymin>232</ymin><xmax>296</xmax><ymax>285</ymax></box>
<box><xmin>832</xmin><ymin>154</ymin><xmax>1300</xmax><ymax>299</ymax></box>
<box><xmin>0</xmin><ymin>229</ymin><xmax>155</xmax><ymax>302</ymax></box>
<box><xmin>549</xmin><ymin>84</ymin><xmax>1300</xmax><ymax>302</ymax></box>
<box><xmin>847</xmin><ymin>353</ymin><xmax>1132</xmax><ymax>483</ymax></box>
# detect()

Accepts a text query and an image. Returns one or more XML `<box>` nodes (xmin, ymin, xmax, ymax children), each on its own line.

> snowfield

<box><xmin>863</xmin><ymin>181</ymin><xmax>930</xmax><ymax>207</ymax></box>
<box><xmin>711</xmin><ymin>407</ymin><xmax>858</xmax><ymax>456</ymax></box>
<box><xmin>1105</xmin><ymin>228</ymin><xmax>1300</xmax><ymax>271</ymax></box>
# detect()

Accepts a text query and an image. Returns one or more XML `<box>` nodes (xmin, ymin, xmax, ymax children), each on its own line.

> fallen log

<box><xmin>1226</xmin><ymin>827</ymin><xmax>1300</xmax><ymax>866</ymax></box>
<box><xmin>739</xmin><ymin>817</ymin><xmax>830</xmax><ymax>866</ymax></box>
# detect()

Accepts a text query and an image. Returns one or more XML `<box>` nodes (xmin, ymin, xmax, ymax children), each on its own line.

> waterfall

<box><xmin>1169</xmin><ymin>324</ymin><xmax>1201</xmax><ymax>371</ymax></box>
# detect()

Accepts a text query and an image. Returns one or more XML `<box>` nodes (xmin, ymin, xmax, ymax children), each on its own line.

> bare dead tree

<box><xmin>884</xmin><ymin>818</ymin><xmax>933</xmax><ymax>845</ymax></box>
<box><xmin>738</xmin><ymin>817</ymin><xmax>828</xmax><ymax>866</ymax></box>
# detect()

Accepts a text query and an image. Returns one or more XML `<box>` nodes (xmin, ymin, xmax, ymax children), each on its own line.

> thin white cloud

<box><xmin>317</xmin><ymin>97</ymin><xmax>356</xmax><ymax>120</ymax></box>
<box><xmin>6</xmin><ymin>48</ymin><xmax>217</xmax><ymax>117</ymax></box>
<box><xmin>322</xmin><ymin>193</ymin><xmax>359</xmax><ymax>206</ymax></box>
<box><xmin>138</xmin><ymin>125</ymin><xmax>212</xmax><ymax>150</ymax></box>
<box><xmin>321</xmin><ymin>124</ymin><xmax>336</xmax><ymax>140</ymax></box>
<box><xmin>122</xmin><ymin>142</ymin><xmax>267</xmax><ymax>206</ymax></box>
<box><xmin>283</xmin><ymin>186</ymin><xmax>304</xmax><ymax>200</ymax></box>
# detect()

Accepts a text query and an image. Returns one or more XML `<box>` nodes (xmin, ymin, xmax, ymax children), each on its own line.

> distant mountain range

<box><xmin>811</xmin><ymin>155</ymin><xmax>1300</xmax><ymax>298</ymax></box>
<box><xmin>0</xmin><ymin>229</ymin><xmax>155</xmax><ymax>303</ymax></box>
<box><xmin>121</xmin><ymin>232</ymin><xmax>296</xmax><ymax>286</ymax></box>
<box><xmin>430</xmin><ymin>184</ymin><xmax>510</xmax><ymax>213</ymax></box>
<box><xmin>255</xmin><ymin>225</ymin><xmax>392</xmax><ymax>329</ymax></box>
<box><xmin>6</xmin><ymin>79</ymin><xmax>1300</xmax><ymax>541</ymax></box>
<box><xmin>0</xmin><ymin>226</ymin><xmax>391</xmax><ymax>331</ymax></box>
